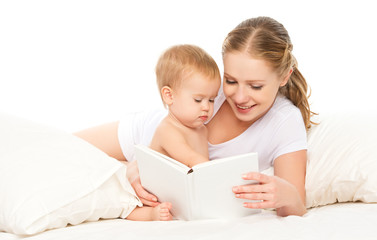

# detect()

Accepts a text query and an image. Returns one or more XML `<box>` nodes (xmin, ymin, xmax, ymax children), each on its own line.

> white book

<box><xmin>135</xmin><ymin>144</ymin><xmax>261</xmax><ymax>220</ymax></box>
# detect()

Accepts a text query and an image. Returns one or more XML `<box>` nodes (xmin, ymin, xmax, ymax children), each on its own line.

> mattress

<box><xmin>2</xmin><ymin>202</ymin><xmax>376</xmax><ymax>240</ymax></box>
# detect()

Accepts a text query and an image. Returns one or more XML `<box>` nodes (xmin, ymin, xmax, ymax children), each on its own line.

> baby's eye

<box><xmin>251</xmin><ymin>85</ymin><xmax>263</xmax><ymax>90</ymax></box>
<box><xmin>194</xmin><ymin>99</ymin><xmax>202</xmax><ymax>103</ymax></box>
<box><xmin>225</xmin><ymin>79</ymin><xmax>237</xmax><ymax>84</ymax></box>
<box><xmin>209</xmin><ymin>99</ymin><xmax>215</xmax><ymax>103</ymax></box>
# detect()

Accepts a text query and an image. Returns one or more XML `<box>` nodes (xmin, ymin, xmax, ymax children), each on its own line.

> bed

<box><xmin>1</xmin><ymin>111</ymin><xmax>377</xmax><ymax>239</ymax></box>
<box><xmin>0</xmin><ymin>203</ymin><xmax>376</xmax><ymax>240</ymax></box>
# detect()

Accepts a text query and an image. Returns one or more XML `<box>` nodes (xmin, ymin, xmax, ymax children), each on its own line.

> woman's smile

<box><xmin>235</xmin><ymin>103</ymin><xmax>257</xmax><ymax>113</ymax></box>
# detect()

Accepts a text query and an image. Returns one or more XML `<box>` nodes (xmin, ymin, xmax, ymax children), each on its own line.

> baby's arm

<box><xmin>165</xmin><ymin>140</ymin><xmax>208</xmax><ymax>167</ymax></box>
<box><xmin>153</xmin><ymin>126</ymin><xmax>209</xmax><ymax>168</ymax></box>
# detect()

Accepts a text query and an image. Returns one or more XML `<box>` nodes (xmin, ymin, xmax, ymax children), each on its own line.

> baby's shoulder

<box><xmin>155</xmin><ymin>117</ymin><xmax>185</xmax><ymax>138</ymax></box>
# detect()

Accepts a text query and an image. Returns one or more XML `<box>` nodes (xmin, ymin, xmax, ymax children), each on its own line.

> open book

<box><xmin>135</xmin><ymin>144</ymin><xmax>260</xmax><ymax>220</ymax></box>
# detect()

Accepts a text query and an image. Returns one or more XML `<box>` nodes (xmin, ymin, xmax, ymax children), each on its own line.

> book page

<box><xmin>135</xmin><ymin>145</ymin><xmax>192</xmax><ymax>220</ymax></box>
<box><xmin>191</xmin><ymin>152</ymin><xmax>260</xmax><ymax>219</ymax></box>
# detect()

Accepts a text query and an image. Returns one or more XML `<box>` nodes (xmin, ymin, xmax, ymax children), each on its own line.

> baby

<box><xmin>150</xmin><ymin>44</ymin><xmax>221</xmax><ymax>167</ymax></box>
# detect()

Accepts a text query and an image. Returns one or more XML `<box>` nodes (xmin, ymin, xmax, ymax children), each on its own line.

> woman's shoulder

<box><xmin>256</xmin><ymin>95</ymin><xmax>304</xmax><ymax>132</ymax></box>
<box><xmin>268</xmin><ymin>95</ymin><xmax>302</xmax><ymax>120</ymax></box>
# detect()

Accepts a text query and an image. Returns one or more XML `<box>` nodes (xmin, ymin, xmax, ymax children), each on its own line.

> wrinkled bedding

<box><xmin>1</xmin><ymin>203</ymin><xmax>376</xmax><ymax>240</ymax></box>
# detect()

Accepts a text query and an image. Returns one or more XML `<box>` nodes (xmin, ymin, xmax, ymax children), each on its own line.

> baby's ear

<box><xmin>161</xmin><ymin>86</ymin><xmax>174</xmax><ymax>106</ymax></box>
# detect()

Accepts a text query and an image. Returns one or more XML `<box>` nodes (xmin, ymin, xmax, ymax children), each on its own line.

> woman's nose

<box><xmin>234</xmin><ymin>86</ymin><xmax>249</xmax><ymax>103</ymax></box>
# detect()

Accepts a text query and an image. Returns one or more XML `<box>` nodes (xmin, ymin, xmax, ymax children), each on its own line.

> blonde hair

<box><xmin>155</xmin><ymin>44</ymin><xmax>220</xmax><ymax>106</ymax></box>
<box><xmin>222</xmin><ymin>17</ymin><xmax>316</xmax><ymax>130</ymax></box>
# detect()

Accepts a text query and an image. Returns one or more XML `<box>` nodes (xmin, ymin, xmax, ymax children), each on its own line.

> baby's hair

<box><xmin>155</xmin><ymin>44</ymin><xmax>220</xmax><ymax>106</ymax></box>
<box><xmin>222</xmin><ymin>16</ymin><xmax>317</xmax><ymax>130</ymax></box>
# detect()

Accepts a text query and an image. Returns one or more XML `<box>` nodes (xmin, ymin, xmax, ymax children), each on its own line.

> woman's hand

<box><xmin>126</xmin><ymin>160</ymin><xmax>160</xmax><ymax>207</ymax></box>
<box><xmin>232</xmin><ymin>172</ymin><xmax>306</xmax><ymax>216</ymax></box>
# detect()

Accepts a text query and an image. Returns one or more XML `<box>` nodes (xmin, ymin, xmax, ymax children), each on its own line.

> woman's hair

<box><xmin>155</xmin><ymin>44</ymin><xmax>220</xmax><ymax>106</ymax></box>
<box><xmin>222</xmin><ymin>16</ymin><xmax>316</xmax><ymax>130</ymax></box>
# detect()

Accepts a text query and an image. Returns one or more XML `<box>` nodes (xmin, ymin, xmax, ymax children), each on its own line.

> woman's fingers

<box><xmin>232</xmin><ymin>172</ymin><xmax>280</xmax><ymax>208</ymax></box>
<box><xmin>140</xmin><ymin>198</ymin><xmax>160</xmax><ymax>207</ymax></box>
<box><xmin>242</xmin><ymin>200</ymin><xmax>275</xmax><ymax>209</ymax></box>
<box><xmin>233</xmin><ymin>173</ymin><xmax>299</xmax><ymax>210</ymax></box>
<box><xmin>233</xmin><ymin>172</ymin><xmax>275</xmax><ymax>194</ymax></box>
<box><xmin>235</xmin><ymin>192</ymin><xmax>273</xmax><ymax>201</ymax></box>
<box><xmin>241</xmin><ymin>172</ymin><xmax>271</xmax><ymax>184</ymax></box>
<box><xmin>235</xmin><ymin>191</ymin><xmax>277</xmax><ymax>209</ymax></box>
<box><xmin>126</xmin><ymin>160</ymin><xmax>159</xmax><ymax>207</ymax></box>
<box><xmin>232</xmin><ymin>183</ymin><xmax>266</xmax><ymax>194</ymax></box>
<box><xmin>131</xmin><ymin>177</ymin><xmax>159</xmax><ymax>207</ymax></box>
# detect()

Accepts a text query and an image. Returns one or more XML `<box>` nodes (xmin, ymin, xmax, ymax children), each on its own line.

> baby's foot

<box><xmin>153</xmin><ymin>202</ymin><xmax>173</xmax><ymax>221</ymax></box>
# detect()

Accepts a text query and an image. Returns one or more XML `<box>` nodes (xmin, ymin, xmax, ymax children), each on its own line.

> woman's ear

<box><xmin>280</xmin><ymin>67</ymin><xmax>293</xmax><ymax>87</ymax></box>
<box><xmin>161</xmin><ymin>86</ymin><xmax>174</xmax><ymax>106</ymax></box>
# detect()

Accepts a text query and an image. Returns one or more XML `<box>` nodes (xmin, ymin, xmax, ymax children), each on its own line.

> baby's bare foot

<box><xmin>153</xmin><ymin>202</ymin><xmax>173</xmax><ymax>221</ymax></box>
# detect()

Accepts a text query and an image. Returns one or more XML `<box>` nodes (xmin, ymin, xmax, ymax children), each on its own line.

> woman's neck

<box><xmin>206</xmin><ymin>101</ymin><xmax>252</xmax><ymax>144</ymax></box>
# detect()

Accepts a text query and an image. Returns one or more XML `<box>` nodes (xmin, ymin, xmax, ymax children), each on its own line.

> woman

<box><xmin>75</xmin><ymin>16</ymin><xmax>315</xmax><ymax>217</ymax></box>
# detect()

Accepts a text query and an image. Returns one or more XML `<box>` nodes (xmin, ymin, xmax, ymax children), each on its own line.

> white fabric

<box><xmin>1</xmin><ymin>203</ymin><xmax>376</xmax><ymax>240</ymax></box>
<box><xmin>207</xmin><ymin>92</ymin><xmax>307</xmax><ymax>171</ymax></box>
<box><xmin>118</xmin><ymin>93</ymin><xmax>307</xmax><ymax>171</ymax></box>
<box><xmin>2</xmin><ymin>111</ymin><xmax>377</xmax><ymax>238</ymax></box>
<box><xmin>305</xmin><ymin>112</ymin><xmax>377</xmax><ymax>208</ymax></box>
<box><xmin>0</xmin><ymin>113</ymin><xmax>142</xmax><ymax>235</ymax></box>
<box><xmin>118</xmin><ymin>107</ymin><xmax>168</xmax><ymax>162</ymax></box>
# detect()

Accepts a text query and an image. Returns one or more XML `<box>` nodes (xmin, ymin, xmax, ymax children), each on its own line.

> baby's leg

<box><xmin>126</xmin><ymin>202</ymin><xmax>173</xmax><ymax>221</ymax></box>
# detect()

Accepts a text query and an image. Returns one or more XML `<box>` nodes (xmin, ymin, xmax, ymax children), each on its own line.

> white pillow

<box><xmin>305</xmin><ymin>112</ymin><xmax>377</xmax><ymax>208</ymax></box>
<box><xmin>0</xmin><ymin>113</ymin><xmax>142</xmax><ymax>235</ymax></box>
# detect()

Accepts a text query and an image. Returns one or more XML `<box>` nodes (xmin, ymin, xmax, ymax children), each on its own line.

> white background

<box><xmin>1</xmin><ymin>0</ymin><xmax>376</xmax><ymax>132</ymax></box>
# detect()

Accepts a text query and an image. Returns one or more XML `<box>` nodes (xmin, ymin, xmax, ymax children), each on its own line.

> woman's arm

<box><xmin>273</xmin><ymin>150</ymin><xmax>307</xmax><ymax>216</ymax></box>
<box><xmin>232</xmin><ymin>150</ymin><xmax>307</xmax><ymax>216</ymax></box>
<box><xmin>74</xmin><ymin>121</ymin><xmax>125</xmax><ymax>161</ymax></box>
<box><xmin>74</xmin><ymin>122</ymin><xmax>159</xmax><ymax>206</ymax></box>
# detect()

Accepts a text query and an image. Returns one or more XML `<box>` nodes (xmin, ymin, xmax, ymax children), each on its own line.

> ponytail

<box><xmin>280</xmin><ymin>66</ymin><xmax>317</xmax><ymax>130</ymax></box>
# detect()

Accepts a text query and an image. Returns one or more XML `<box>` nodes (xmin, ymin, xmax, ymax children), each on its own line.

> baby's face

<box><xmin>169</xmin><ymin>72</ymin><xmax>220</xmax><ymax>129</ymax></box>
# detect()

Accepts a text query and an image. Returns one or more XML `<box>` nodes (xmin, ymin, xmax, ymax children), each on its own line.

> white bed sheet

<box><xmin>1</xmin><ymin>203</ymin><xmax>376</xmax><ymax>240</ymax></box>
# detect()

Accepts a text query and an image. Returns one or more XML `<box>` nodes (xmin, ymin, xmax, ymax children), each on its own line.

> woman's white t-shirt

<box><xmin>118</xmin><ymin>92</ymin><xmax>307</xmax><ymax>171</ymax></box>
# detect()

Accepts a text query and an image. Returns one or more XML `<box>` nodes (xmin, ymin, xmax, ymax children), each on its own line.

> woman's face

<box><xmin>223</xmin><ymin>52</ymin><xmax>288</xmax><ymax>124</ymax></box>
